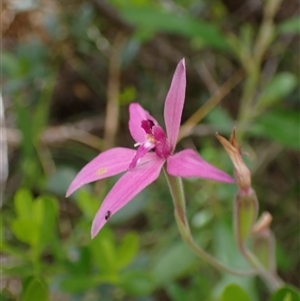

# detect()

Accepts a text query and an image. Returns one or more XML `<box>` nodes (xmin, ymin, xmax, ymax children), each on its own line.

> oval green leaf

<box><xmin>222</xmin><ymin>283</ymin><xmax>252</xmax><ymax>301</ymax></box>
<box><xmin>120</xmin><ymin>6</ymin><xmax>231</xmax><ymax>51</ymax></box>
<box><xmin>14</xmin><ymin>189</ymin><xmax>33</xmax><ymax>219</ymax></box>
<box><xmin>21</xmin><ymin>278</ymin><xmax>48</xmax><ymax>301</ymax></box>
<box><xmin>269</xmin><ymin>286</ymin><xmax>300</xmax><ymax>301</ymax></box>
<box><xmin>11</xmin><ymin>219</ymin><xmax>39</xmax><ymax>247</ymax></box>
<box><xmin>258</xmin><ymin>72</ymin><xmax>297</xmax><ymax>109</ymax></box>
<box><xmin>251</xmin><ymin>109</ymin><xmax>300</xmax><ymax>150</ymax></box>
<box><xmin>116</xmin><ymin>232</ymin><xmax>139</xmax><ymax>269</ymax></box>
<box><xmin>119</xmin><ymin>270</ymin><xmax>155</xmax><ymax>296</ymax></box>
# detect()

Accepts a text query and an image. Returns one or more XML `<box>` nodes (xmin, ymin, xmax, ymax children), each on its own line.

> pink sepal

<box><xmin>91</xmin><ymin>154</ymin><xmax>165</xmax><ymax>237</ymax></box>
<box><xmin>66</xmin><ymin>147</ymin><xmax>136</xmax><ymax>197</ymax></box>
<box><xmin>164</xmin><ymin>59</ymin><xmax>186</xmax><ymax>151</ymax></box>
<box><xmin>167</xmin><ymin>149</ymin><xmax>234</xmax><ymax>183</ymax></box>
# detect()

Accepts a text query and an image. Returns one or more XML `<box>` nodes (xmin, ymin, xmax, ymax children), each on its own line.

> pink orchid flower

<box><xmin>66</xmin><ymin>59</ymin><xmax>234</xmax><ymax>238</ymax></box>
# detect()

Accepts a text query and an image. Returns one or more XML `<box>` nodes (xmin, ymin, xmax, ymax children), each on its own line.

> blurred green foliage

<box><xmin>2</xmin><ymin>0</ymin><xmax>299</xmax><ymax>300</ymax></box>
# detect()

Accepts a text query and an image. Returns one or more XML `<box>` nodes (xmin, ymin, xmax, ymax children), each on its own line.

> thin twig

<box><xmin>2</xmin><ymin>124</ymin><xmax>104</xmax><ymax>151</ymax></box>
<box><xmin>195</xmin><ymin>60</ymin><xmax>219</xmax><ymax>94</ymax></box>
<box><xmin>103</xmin><ymin>32</ymin><xmax>127</xmax><ymax>150</ymax></box>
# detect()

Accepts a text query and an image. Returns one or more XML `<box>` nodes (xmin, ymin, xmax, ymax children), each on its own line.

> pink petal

<box><xmin>128</xmin><ymin>103</ymin><xmax>158</xmax><ymax>143</ymax></box>
<box><xmin>166</xmin><ymin>149</ymin><xmax>234</xmax><ymax>183</ymax></box>
<box><xmin>91</xmin><ymin>154</ymin><xmax>165</xmax><ymax>237</ymax></box>
<box><xmin>164</xmin><ymin>59</ymin><xmax>186</xmax><ymax>151</ymax></box>
<box><xmin>66</xmin><ymin>147</ymin><xmax>136</xmax><ymax>197</ymax></box>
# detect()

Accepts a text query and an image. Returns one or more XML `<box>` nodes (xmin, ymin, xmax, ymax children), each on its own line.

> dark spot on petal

<box><xmin>105</xmin><ymin>210</ymin><xmax>111</xmax><ymax>220</ymax></box>
<box><xmin>147</xmin><ymin>119</ymin><xmax>155</xmax><ymax>129</ymax></box>
<box><xmin>141</xmin><ymin>120</ymin><xmax>153</xmax><ymax>134</ymax></box>
<box><xmin>141</xmin><ymin>119</ymin><xmax>156</xmax><ymax>134</ymax></box>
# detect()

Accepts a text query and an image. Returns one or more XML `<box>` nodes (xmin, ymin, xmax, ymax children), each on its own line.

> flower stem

<box><xmin>163</xmin><ymin>168</ymin><xmax>256</xmax><ymax>276</ymax></box>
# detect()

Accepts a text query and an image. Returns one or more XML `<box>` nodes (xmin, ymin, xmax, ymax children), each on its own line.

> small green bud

<box><xmin>234</xmin><ymin>188</ymin><xmax>258</xmax><ymax>245</ymax></box>
<box><xmin>252</xmin><ymin>212</ymin><xmax>276</xmax><ymax>272</ymax></box>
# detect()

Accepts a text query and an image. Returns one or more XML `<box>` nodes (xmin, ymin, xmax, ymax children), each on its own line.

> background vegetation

<box><xmin>1</xmin><ymin>0</ymin><xmax>299</xmax><ymax>300</ymax></box>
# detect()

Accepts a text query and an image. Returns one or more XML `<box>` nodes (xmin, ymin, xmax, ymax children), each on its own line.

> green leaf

<box><xmin>14</xmin><ymin>189</ymin><xmax>34</xmax><ymax>219</ymax></box>
<box><xmin>119</xmin><ymin>86</ymin><xmax>137</xmax><ymax>105</ymax></box>
<box><xmin>212</xmin><ymin>221</ymin><xmax>256</xmax><ymax>300</ymax></box>
<box><xmin>119</xmin><ymin>270</ymin><xmax>155</xmax><ymax>296</ymax></box>
<box><xmin>276</xmin><ymin>244</ymin><xmax>294</xmax><ymax>272</ymax></box>
<box><xmin>0</xmin><ymin>240</ymin><xmax>27</xmax><ymax>257</ymax></box>
<box><xmin>89</xmin><ymin>227</ymin><xmax>118</xmax><ymax>273</ymax></box>
<box><xmin>278</xmin><ymin>17</ymin><xmax>300</xmax><ymax>34</ymax></box>
<box><xmin>33</xmin><ymin>195</ymin><xmax>58</xmax><ymax>246</ymax></box>
<box><xmin>257</xmin><ymin>73</ymin><xmax>297</xmax><ymax>109</ymax></box>
<box><xmin>2</xmin><ymin>52</ymin><xmax>21</xmax><ymax>77</ymax></box>
<box><xmin>4</xmin><ymin>264</ymin><xmax>35</xmax><ymax>278</ymax></box>
<box><xmin>60</xmin><ymin>275</ymin><xmax>97</xmax><ymax>293</ymax></box>
<box><xmin>251</xmin><ymin>109</ymin><xmax>300</xmax><ymax>150</ymax></box>
<box><xmin>15</xmin><ymin>96</ymin><xmax>35</xmax><ymax>158</ymax></box>
<box><xmin>222</xmin><ymin>284</ymin><xmax>252</xmax><ymax>301</ymax></box>
<box><xmin>206</xmin><ymin>106</ymin><xmax>234</xmax><ymax>134</ymax></box>
<box><xmin>74</xmin><ymin>246</ymin><xmax>92</xmax><ymax>275</ymax></box>
<box><xmin>191</xmin><ymin>209</ymin><xmax>213</xmax><ymax>229</ymax></box>
<box><xmin>269</xmin><ymin>286</ymin><xmax>300</xmax><ymax>301</ymax></box>
<box><xmin>32</xmin><ymin>76</ymin><xmax>55</xmax><ymax>140</ymax></box>
<box><xmin>166</xmin><ymin>283</ymin><xmax>191</xmax><ymax>301</ymax></box>
<box><xmin>151</xmin><ymin>241</ymin><xmax>197</xmax><ymax>286</ymax></box>
<box><xmin>76</xmin><ymin>190</ymin><xmax>99</xmax><ymax>220</ymax></box>
<box><xmin>11</xmin><ymin>219</ymin><xmax>40</xmax><ymax>247</ymax></box>
<box><xmin>283</xmin><ymin>294</ymin><xmax>292</xmax><ymax>301</ymax></box>
<box><xmin>213</xmin><ymin>220</ymin><xmax>250</xmax><ymax>269</ymax></box>
<box><xmin>20</xmin><ymin>156</ymin><xmax>43</xmax><ymax>188</ymax></box>
<box><xmin>21</xmin><ymin>277</ymin><xmax>49</xmax><ymax>301</ymax></box>
<box><xmin>120</xmin><ymin>6</ymin><xmax>231</xmax><ymax>51</ymax></box>
<box><xmin>116</xmin><ymin>232</ymin><xmax>139</xmax><ymax>269</ymax></box>
<box><xmin>12</xmin><ymin>193</ymin><xmax>59</xmax><ymax>251</ymax></box>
